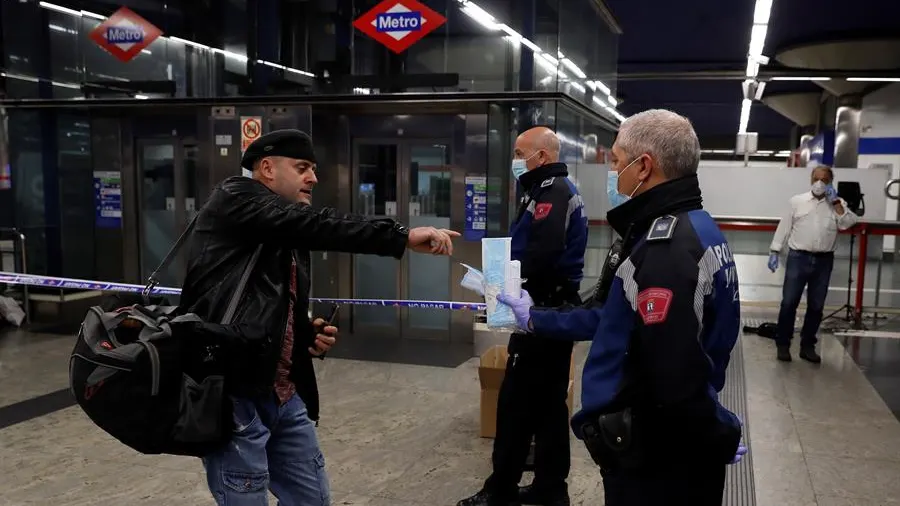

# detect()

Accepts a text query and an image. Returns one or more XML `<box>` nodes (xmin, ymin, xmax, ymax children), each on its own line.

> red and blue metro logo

<box><xmin>353</xmin><ymin>0</ymin><xmax>446</xmax><ymax>54</ymax></box>
<box><xmin>88</xmin><ymin>6</ymin><xmax>162</xmax><ymax>63</ymax></box>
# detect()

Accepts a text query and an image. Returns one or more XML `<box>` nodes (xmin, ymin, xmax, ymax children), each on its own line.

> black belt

<box><xmin>792</xmin><ymin>249</ymin><xmax>834</xmax><ymax>257</ymax></box>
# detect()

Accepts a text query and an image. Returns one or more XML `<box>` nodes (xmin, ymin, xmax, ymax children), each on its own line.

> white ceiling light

<box><xmin>738</xmin><ymin>0</ymin><xmax>775</xmax><ymax>135</ymax></box>
<box><xmin>39</xmin><ymin>2</ymin><xmax>315</xmax><ymax>78</ymax></box>
<box><xmin>846</xmin><ymin>77</ymin><xmax>900</xmax><ymax>82</ymax></box>
<box><xmin>457</xmin><ymin>0</ymin><xmax>623</xmax><ymax>123</ymax></box>
<box><xmin>770</xmin><ymin>76</ymin><xmax>831</xmax><ymax>81</ymax></box>
<box><xmin>738</xmin><ymin>98</ymin><xmax>751</xmax><ymax>134</ymax></box>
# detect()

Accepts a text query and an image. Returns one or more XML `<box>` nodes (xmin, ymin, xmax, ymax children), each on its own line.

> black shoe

<box><xmin>518</xmin><ymin>484</ymin><xmax>570</xmax><ymax>506</ymax></box>
<box><xmin>457</xmin><ymin>490</ymin><xmax>522</xmax><ymax>506</ymax></box>
<box><xmin>777</xmin><ymin>346</ymin><xmax>792</xmax><ymax>362</ymax></box>
<box><xmin>799</xmin><ymin>347</ymin><xmax>821</xmax><ymax>364</ymax></box>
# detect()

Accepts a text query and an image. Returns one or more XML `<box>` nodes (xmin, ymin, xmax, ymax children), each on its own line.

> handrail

<box><xmin>589</xmin><ymin>215</ymin><xmax>900</xmax><ymax>232</ymax></box>
<box><xmin>0</xmin><ymin>227</ymin><xmax>28</xmax><ymax>323</ymax></box>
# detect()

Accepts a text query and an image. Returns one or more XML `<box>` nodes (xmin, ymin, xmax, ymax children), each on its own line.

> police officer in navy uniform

<box><xmin>459</xmin><ymin>126</ymin><xmax>588</xmax><ymax>506</ymax></box>
<box><xmin>499</xmin><ymin>110</ymin><xmax>747</xmax><ymax>505</ymax></box>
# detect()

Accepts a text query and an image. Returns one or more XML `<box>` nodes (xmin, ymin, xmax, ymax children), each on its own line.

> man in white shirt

<box><xmin>768</xmin><ymin>166</ymin><xmax>859</xmax><ymax>363</ymax></box>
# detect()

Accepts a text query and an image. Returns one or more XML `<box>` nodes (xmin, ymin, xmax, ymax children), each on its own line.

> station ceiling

<box><xmin>607</xmin><ymin>0</ymin><xmax>900</xmax><ymax>147</ymax></box>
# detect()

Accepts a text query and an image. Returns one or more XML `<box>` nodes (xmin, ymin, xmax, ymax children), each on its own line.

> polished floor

<box><xmin>1</xmin><ymin>310</ymin><xmax>900</xmax><ymax>506</ymax></box>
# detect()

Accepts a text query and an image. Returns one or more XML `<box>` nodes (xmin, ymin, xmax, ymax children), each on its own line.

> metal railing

<box><xmin>0</xmin><ymin>227</ymin><xmax>28</xmax><ymax>323</ymax></box>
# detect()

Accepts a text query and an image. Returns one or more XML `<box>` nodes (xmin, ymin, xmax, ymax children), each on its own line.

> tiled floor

<box><xmin>1</xmin><ymin>313</ymin><xmax>900</xmax><ymax>505</ymax></box>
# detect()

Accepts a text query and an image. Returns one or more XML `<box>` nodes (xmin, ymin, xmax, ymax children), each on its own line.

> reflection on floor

<box><xmin>327</xmin><ymin>332</ymin><xmax>474</xmax><ymax>369</ymax></box>
<box><xmin>2</xmin><ymin>313</ymin><xmax>900</xmax><ymax>505</ymax></box>
<box><xmin>831</xmin><ymin>313</ymin><xmax>900</xmax><ymax>423</ymax></box>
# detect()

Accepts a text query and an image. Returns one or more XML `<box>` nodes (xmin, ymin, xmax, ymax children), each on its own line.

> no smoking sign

<box><xmin>240</xmin><ymin>116</ymin><xmax>262</xmax><ymax>152</ymax></box>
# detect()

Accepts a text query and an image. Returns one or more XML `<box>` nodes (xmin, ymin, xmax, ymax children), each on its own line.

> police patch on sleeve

<box><xmin>647</xmin><ymin>215</ymin><xmax>677</xmax><ymax>241</ymax></box>
<box><xmin>637</xmin><ymin>288</ymin><xmax>673</xmax><ymax>325</ymax></box>
<box><xmin>534</xmin><ymin>203</ymin><xmax>552</xmax><ymax>220</ymax></box>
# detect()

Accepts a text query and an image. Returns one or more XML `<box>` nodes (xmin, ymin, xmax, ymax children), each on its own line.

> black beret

<box><xmin>241</xmin><ymin>129</ymin><xmax>317</xmax><ymax>170</ymax></box>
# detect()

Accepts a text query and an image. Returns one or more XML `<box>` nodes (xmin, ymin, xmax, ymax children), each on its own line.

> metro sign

<box><xmin>353</xmin><ymin>0</ymin><xmax>446</xmax><ymax>54</ymax></box>
<box><xmin>88</xmin><ymin>7</ymin><xmax>162</xmax><ymax>63</ymax></box>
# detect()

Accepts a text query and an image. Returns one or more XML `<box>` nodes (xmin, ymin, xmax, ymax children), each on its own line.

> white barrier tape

<box><xmin>0</xmin><ymin>271</ymin><xmax>487</xmax><ymax>311</ymax></box>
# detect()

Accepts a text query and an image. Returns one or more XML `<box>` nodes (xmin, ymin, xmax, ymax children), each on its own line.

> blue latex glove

<box><xmin>496</xmin><ymin>289</ymin><xmax>535</xmax><ymax>331</ymax></box>
<box><xmin>825</xmin><ymin>184</ymin><xmax>838</xmax><ymax>203</ymax></box>
<box><xmin>730</xmin><ymin>443</ymin><xmax>748</xmax><ymax>464</ymax></box>
<box><xmin>767</xmin><ymin>253</ymin><xmax>779</xmax><ymax>272</ymax></box>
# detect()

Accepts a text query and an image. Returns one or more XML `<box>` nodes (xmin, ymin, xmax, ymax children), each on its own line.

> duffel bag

<box><xmin>68</xmin><ymin>215</ymin><xmax>261</xmax><ymax>457</ymax></box>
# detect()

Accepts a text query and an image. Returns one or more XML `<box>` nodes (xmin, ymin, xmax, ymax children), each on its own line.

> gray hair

<box><xmin>616</xmin><ymin>109</ymin><xmax>701</xmax><ymax>179</ymax></box>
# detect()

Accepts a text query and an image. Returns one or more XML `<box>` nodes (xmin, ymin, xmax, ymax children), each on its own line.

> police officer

<box><xmin>459</xmin><ymin>126</ymin><xmax>588</xmax><ymax>506</ymax></box>
<box><xmin>499</xmin><ymin>110</ymin><xmax>747</xmax><ymax>505</ymax></box>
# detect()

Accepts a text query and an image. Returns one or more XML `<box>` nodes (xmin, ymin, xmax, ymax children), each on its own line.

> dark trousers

<box><xmin>602</xmin><ymin>459</ymin><xmax>727</xmax><ymax>506</ymax></box>
<box><xmin>776</xmin><ymin>249</ymin><xmax>835</xmax><ymax>349</ymax></box>
<box><xmin>484</xmin><ymin>333</ymin><xmax>574</xmax><ymax>498</ymax></box>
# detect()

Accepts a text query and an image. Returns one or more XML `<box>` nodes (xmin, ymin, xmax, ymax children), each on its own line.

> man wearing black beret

<box><xmin>179</xmin><ymin>129</ymin><xmax>460</xmax><ymax>505</ymax></box>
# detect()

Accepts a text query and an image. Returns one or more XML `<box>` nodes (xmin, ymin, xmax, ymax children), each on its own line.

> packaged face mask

<box><xmin>460</xmin><ymin>263</ymin><xmax>486</xmax><ymax>297</ymax></box>
<box><xmin>482</xmin><ymin>237</ymin><xmax>518</xmax><ymax>329</ymax></box>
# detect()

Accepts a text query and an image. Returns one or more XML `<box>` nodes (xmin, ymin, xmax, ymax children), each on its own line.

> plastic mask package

<box><xmin>460</xmin><ymin>263</ymin><xmax>486</xmax><ymax>297</ymax></box>
<box><xmin>481</xmin><ymin>237</ymin><xmax>522</xmax><ymax>330</ymax></box>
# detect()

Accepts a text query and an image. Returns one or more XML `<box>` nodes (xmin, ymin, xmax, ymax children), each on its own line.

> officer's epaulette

<box><xmin>646</xmin><ymin>215</ymin><xmax>677</xmax><ymax>242</ymax></box>
<box><xmin>540</xmin><ymin>177</ymin><xmax>555</xmax><ymax>188</ymax></box>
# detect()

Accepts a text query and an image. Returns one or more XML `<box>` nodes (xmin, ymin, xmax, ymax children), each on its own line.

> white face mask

<box><xmin>811</xmin><ymin>180</ymin><xmax>826</xmax><ymax>197</ymax></box>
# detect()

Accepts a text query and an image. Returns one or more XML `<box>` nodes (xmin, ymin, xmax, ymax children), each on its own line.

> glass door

<box><xmin>351</xmin><ymin>142</ymin><xmax>401</xmax><ymax>338</ymax></box>
<box><xmin>136</xmin><ymin>138</ymin><xmax>197</xmax><ymax>289</ymax></box>
<box><xmin>351</xmin><ymin>139</ymin><xmax>455</xmax><ymax>341</ymax></box>
<box><xmin>401</xmin><ymin>142</ymin><xmax>453</xmax><ymax>340</ymax></box>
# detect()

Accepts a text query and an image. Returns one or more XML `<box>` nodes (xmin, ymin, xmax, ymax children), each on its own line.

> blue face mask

<box><xmin>607</xmin><ymin>157</ymin><xmax>643</xmax><ymax>209</ymax></box>
<box><xmin>511</xmin><ymin>159</ymin><xmax>528</xmax><ymax>179</ymax></box>
<box><xmin>511</xmin><ymin>151</ymin><xmax>540</xmax><ymax>180</ymax></box>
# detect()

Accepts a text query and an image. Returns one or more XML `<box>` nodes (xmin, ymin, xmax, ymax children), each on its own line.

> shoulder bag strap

<box><xmin>142</xmin><ymin>214</ymin><xmax>200</xmax><ymax>299</ymax></box>
<box><xmin>221</xmin><ymin>244</ymin><xmax>264</xmax><ymax>325</ymax></box>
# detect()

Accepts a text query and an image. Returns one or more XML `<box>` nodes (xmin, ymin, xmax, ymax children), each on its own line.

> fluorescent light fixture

<box><xmin>846</xmin><ymin>77</ymin><xmax>900</xmax><ymax>82</ymax></box>
<box><xmin>2</xmin><ymin>71</ymin><xmax>83</xmax><ymax>90</ymax></box>
<box><xmin>738</xmin><ymin>0</ymin><xmax>776</xmax><ymax>138</ymax></box>
<box><xmin>558</xmin><ymin>52</ymin><xmax>587</xmax><ymax>79</ymax></box>
<box><xmin>134</xmin><ymin>94</ymin><xmax>150</xmax><ymax>99</ymax></box>
<box><xmin>746</xmin><ymin>61</ymin><xmax>758</xmax><ymax>78</ymax></box>
<box><xmin>748</xmin><ymin>24</ymin><xmax>768</xmax><ymax>57</ymax></box>
<box><xmin>51</xmin><ymin>80</ymin><xmax>81</xmax><ymax>89</ymax></box>
<box><xmin>753</xmin><ymin>0</ymin><xmax>773</xmax><ymax>24</ymax></box>
<box><xmin>453</xmin><ymin>0</ymin><xmax>624</xmax><ymax>123</ymax></box>
<box><xmin>460</xmin><ymin>2</ymin><xmax>501</xmax><ymax>30</ymax></box>
<box><xmin>738</xmin><ymin>98</ymin><xmax>751</xmax><ymax>134</ymax></box>
<box><xmin>39</xmin><ymin>2</ymin><xmax>315</xmax><ymax>79</ymax></box>
<box><xmin>590</xmin><ymin>80</ymin><xmax>612</xmax><ymax>96</ymax></box>
<box><xmin>39</xmin><ymin>1</ymin><xmax>79</xmax><ymax>16</ymax></box>
<box><xmin>607</xmin><ymin>95</ymin><xmax>617</xmax><ymax>106</ymax></box>
<box><xmin>770</xmin><ymin>76</ymin><xmax>831</xmax><ymax>81</ymax></box>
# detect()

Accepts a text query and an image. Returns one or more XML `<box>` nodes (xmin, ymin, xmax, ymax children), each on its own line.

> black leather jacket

<box><xmin>179</xmin><ymin>176</ymin><xmax>409</xmax><ymax>421</ymax></box>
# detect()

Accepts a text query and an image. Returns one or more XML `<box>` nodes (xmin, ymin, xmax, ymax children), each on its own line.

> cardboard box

<box><xmin>478</xmin><ymin>344</ymin><xmax>576</xmax><ymax>438</ymax></box>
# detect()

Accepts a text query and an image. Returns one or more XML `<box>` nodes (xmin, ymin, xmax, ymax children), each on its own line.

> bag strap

<box><xmin>142</xmin><ymin>214</ymin><xmax>200</xmax><ymax>299</ymax></box>
<box><xmin>221</xmin><ymin>244</ymin><xmax>264</xmax><ymax>325</ymax></box>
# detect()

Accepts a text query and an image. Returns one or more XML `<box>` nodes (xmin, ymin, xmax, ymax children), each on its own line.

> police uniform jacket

<box><xmin>530</xmin><ymin>174</ymin><xmax>742</xmax><ymax>456</ymax></box>
<box><xmin>511</xmin><ymin>162</ymin><xmax>589</xmax><ymax>306</ymax></box>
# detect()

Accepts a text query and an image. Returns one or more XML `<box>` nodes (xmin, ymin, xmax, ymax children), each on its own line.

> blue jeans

<box><xmin>776</xmin><ymin>249</ymin><xmax>834</xmax><ymax>349</ymax></box>
<box><xmin>202</xmin><ymin>393</ymin><xmax>330</xmax><ymax>506</ymax></box>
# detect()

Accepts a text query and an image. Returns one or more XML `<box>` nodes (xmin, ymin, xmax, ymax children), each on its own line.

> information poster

<box><xmin>464</xmin><ymin>176</ymin><xmax>487</xmax><ymax>241</ymax></box>
<box><xmin>93</xmin><ymin>171</ymin><xmax>122</xmax><ymax>228</ymax></box>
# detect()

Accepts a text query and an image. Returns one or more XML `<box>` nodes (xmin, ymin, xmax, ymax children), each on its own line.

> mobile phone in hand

<box><xmin>314</xmin><ymin>304</ymin><xmax>340</xmax><ymax>359</ymax></box>
<box><xmin>326</xmin><ymin>304</ymin><xmax>341</xmax><ymax>325</ymax></box>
